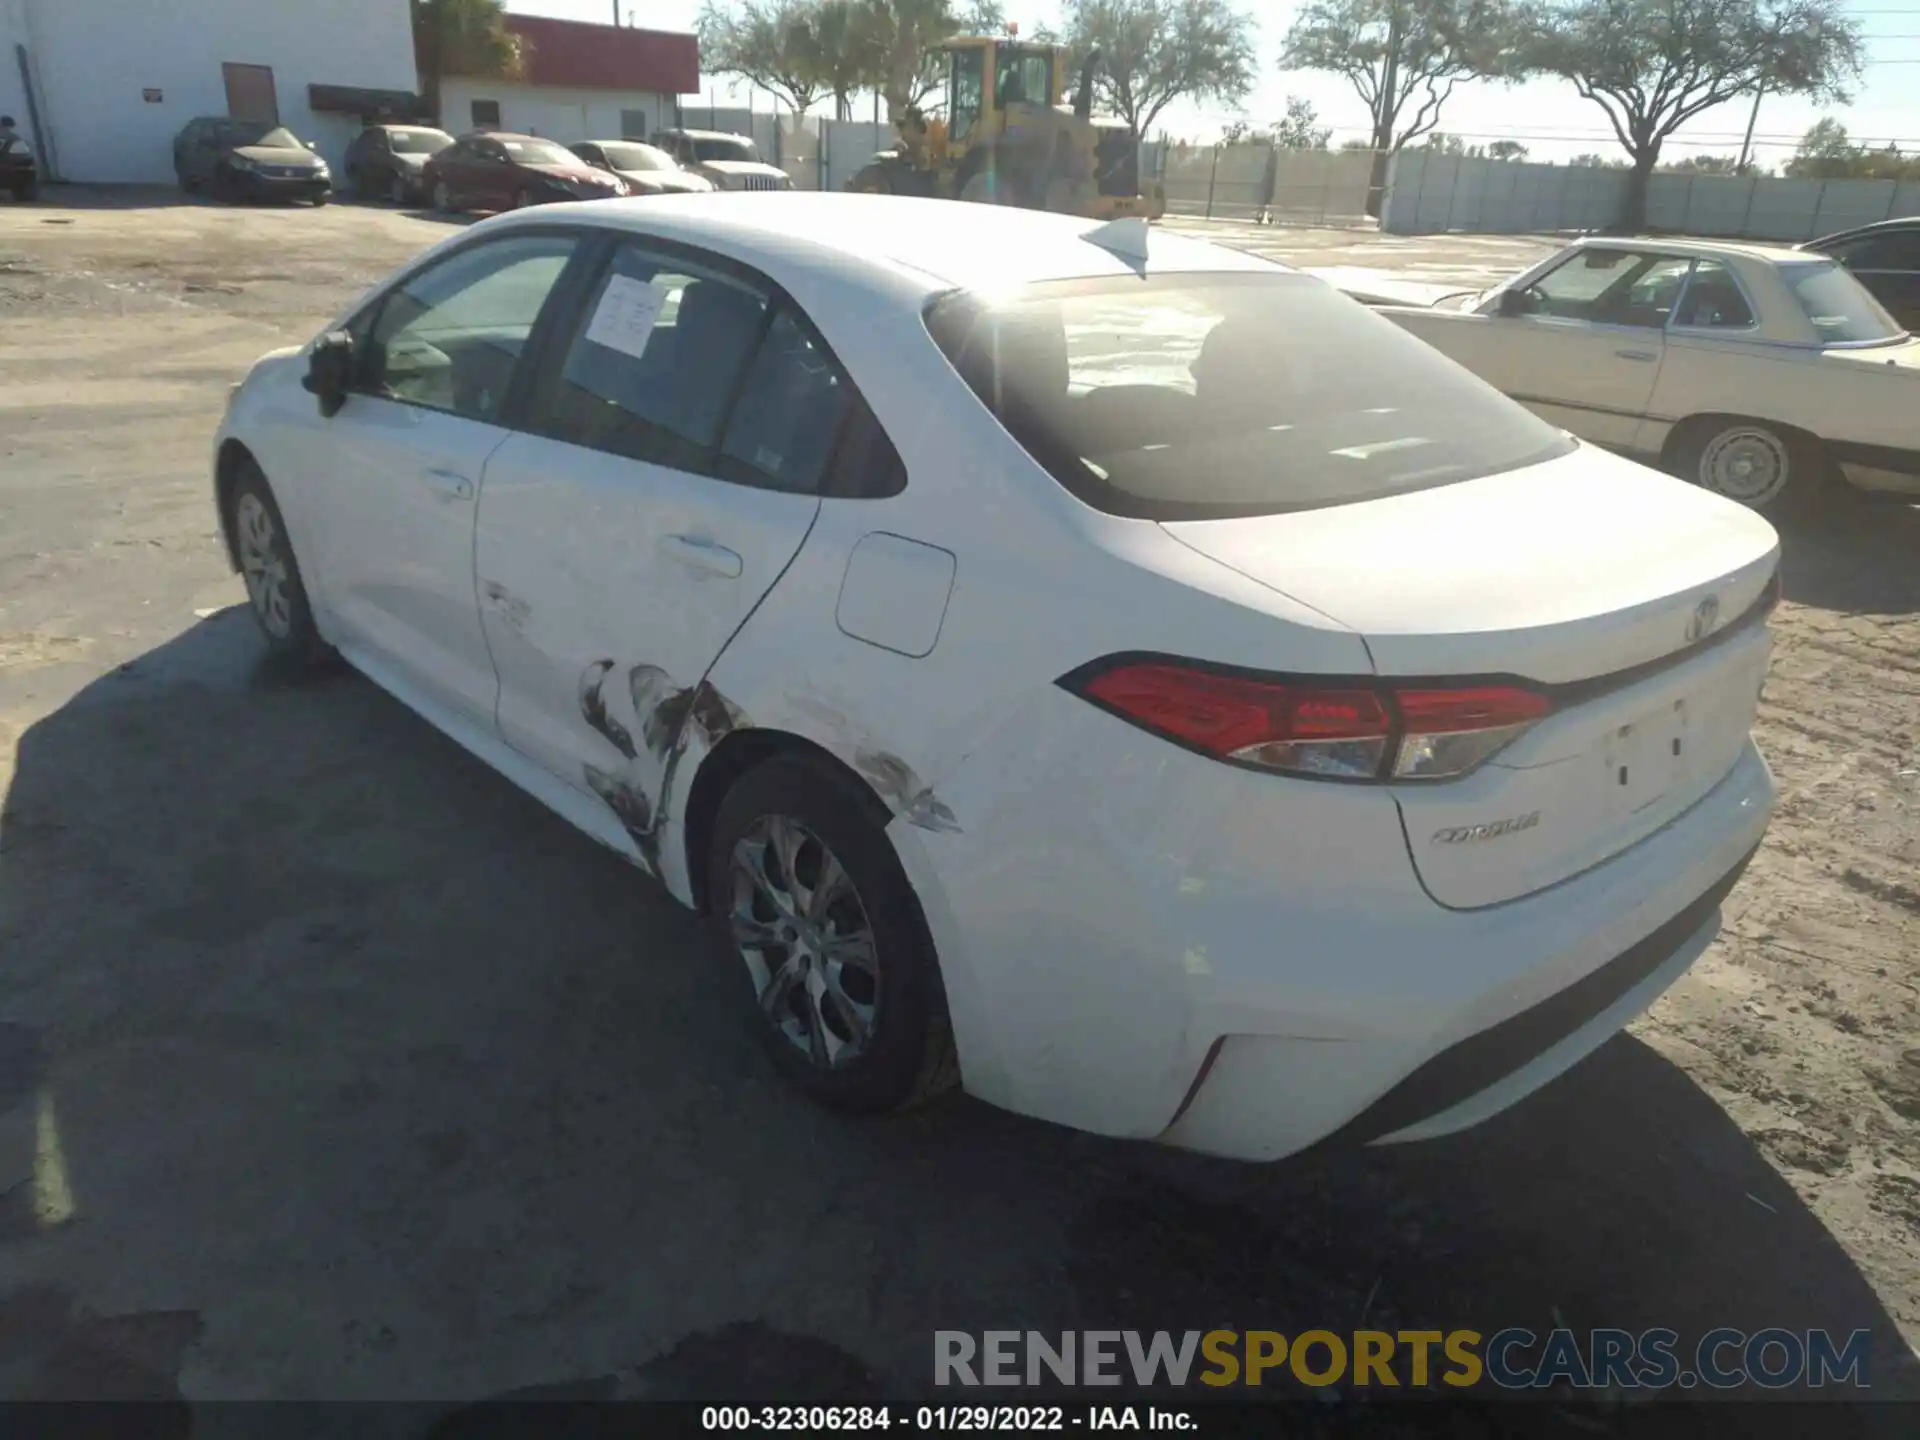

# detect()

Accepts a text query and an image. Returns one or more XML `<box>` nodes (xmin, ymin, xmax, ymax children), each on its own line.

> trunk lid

<box><xmin>1162</xmin><ymin>445</ymin><xmax>1779</xmax><ymax>908</ymax></box>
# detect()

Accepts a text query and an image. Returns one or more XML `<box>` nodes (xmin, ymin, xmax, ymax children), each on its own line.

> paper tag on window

<box><xmin>584</xmin><ymin>275</ymin><xmax>668</xmax><ymax>359</ymax></box>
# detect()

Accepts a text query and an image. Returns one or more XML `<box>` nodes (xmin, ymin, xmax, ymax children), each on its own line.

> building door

<box><xmin>222</xmin><ymin>63</ymin><xmax>279</xmax><ymax>124</ymax></box>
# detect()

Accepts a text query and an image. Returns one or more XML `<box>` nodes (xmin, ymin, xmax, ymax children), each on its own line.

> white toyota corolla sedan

<box><xmin>212</xmin><ymin>193</ymin><xmax>1779</xmax><ymax>1161</ymax></box>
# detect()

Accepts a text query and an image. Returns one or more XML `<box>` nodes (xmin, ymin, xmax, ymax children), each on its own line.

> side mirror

<box><xmin>1496</xmin><ymin>288</ymin><xmax>1531</xmax><ymax>318</ymax></box>
<box><xmin>302</xmin><ymin>330</ymin><xmax>355</xmax><ymax>417</ymax></box>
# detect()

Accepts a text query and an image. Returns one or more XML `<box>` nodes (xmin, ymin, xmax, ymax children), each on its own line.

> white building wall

<box><xmin>438</xmin><ymin>79</ymin><xmax>675</xmax><ymax>147</ymax></box>
<box><xmin>0</xmin><ymin>0</ymin><xmax>417</xmax><ymax>184</ymax></box>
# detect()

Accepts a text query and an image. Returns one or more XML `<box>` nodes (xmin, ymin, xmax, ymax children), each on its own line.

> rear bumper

<box><xmin>886</xmin><ymin>684</ymin><xmax>1774</xmax><ymax>1162</ymax></box>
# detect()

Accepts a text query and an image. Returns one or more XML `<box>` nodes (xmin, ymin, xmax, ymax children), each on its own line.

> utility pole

<box><xmin>1737</xmin><ymin>84</ymin><xmax>1765</xmax><ymax>173</ymax></box>
<box><xmin>611</xmin><ymin>1</ymin><xmax>620</xmax><ymax>24</ymax></box>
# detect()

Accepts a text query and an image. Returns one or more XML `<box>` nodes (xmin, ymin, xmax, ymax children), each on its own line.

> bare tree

<box><xmin>696</xmin><ymin>0</ymin><xmax>827</xmax><ymax>113</ymax></box>
<box><xmin>1523</xmin><ymin>0</ymin><xmax>1861</xmax><ymax>228</ymax></box>
<box><xmin>1064</xmin><ymin>0</ymin><xmax>1258</xmax><ymax>138</ymax></box>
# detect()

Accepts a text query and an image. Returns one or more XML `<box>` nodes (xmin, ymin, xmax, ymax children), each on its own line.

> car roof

<box><xmin>665</xmin><ymin>128</ymin><xmax>749</xmax><ymax>142</ymax></box>
<box><xmin>513</xmin><ymin>191</ymin><xmax>1282</xmax><ymax>293</ymax></box>
<box><xmin>1568</xmin><ymin>233</ymin><xmax>1811</xmax><ymax>265</ymax></box>
<box><xmin>468</xmin><ymin>131</ymin><xmax>544</xmax><ymax>143</ymax></box>
<box><xmin>1809</xmin><ymin>216</ymin><xmax>1920</xmax><ymax>243</ymax></box>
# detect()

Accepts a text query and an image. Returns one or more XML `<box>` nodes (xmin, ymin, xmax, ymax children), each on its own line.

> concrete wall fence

<box><xmin>1382</xmin><ymin>148</ymin><xmax>1920</xmax><ymax>240</ymax></box>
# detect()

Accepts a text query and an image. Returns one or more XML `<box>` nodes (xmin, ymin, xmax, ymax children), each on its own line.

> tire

<box><xmin>849</xmin><ymin>163</ymin><xmax>894</xmax><ymax>195</ymax></box>
<box><xmin>1672</xmin><ymin>417</ymin><xmax>1832</xmax><ymax>516</ymax></box>
<box><xmin>705</xmin><ymin>754</ymin><xmax>959</xmax><ymax>1115</ymax></box>
<box><xmin>227</xmin><ymin>461</ymin><xmax>328</xmax><ymax>667</ymax></box>
<box><xmin>311</xmin><ymin>191</ymin><xmax>331</xmax><ymax>207</ymax></box>
<box><xmin>432</xmin><ymin>179</ymin><xmax>454</xmax><ymax>213</ymax></box>
<box><xmin>389</xmin><ymin>171</ymin><xmax>410</xmax><ymax>206</ymax></box>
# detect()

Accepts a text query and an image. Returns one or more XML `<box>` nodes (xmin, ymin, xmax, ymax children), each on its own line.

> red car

<box><xmin>422</xmin><ymin>131</ymin><xmax>629</xmax><ymax>213</ymax></box>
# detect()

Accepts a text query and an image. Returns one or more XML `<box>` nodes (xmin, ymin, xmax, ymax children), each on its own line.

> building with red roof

<box><xmin>439</xmin><ymin>13</ymin><xmax>700</xmax><ymax>145</ymax></box>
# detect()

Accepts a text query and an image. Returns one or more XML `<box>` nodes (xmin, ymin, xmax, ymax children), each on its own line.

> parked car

<box><xmin>422</xmin><ymin>131</ymin><xmax>629</xmax><ymax>213</ymax></box>
<box><xmin>344</xmin><ymin>123</ymin><xmax>455</xmax><ymax>205</ymax></box>
<box><xmin>1353</xmin><ymin>236</ymin><xmax>1918</xmax><ymax>513</ymax></box>
<box><xmin>1801</xmin><ymin>217</ymin><xmax>1920</xmax><ymax>333</ymax></box>
<box><xmin>653</xmin><ymin>128</ymin><xmax>793</xmax><ymax>192</ymax></box>
<box><xmin>173</xmin><ymin>117</ymin><xmax>332</xmax><ymax>204</ymax></box>
<box><xmin>570</xmin><ymin>139</ymin><xmax>715</xmax><ymax>196</ymax></box>
<box><xmin>211</xmin><ymin>194</ymin><xmax>1777</xmax><ymax>1160</ymax></box>
<box><xmin>0</xmin><ymin>125</ymin><xmax>36</xmax><ymax>202</ymax></box>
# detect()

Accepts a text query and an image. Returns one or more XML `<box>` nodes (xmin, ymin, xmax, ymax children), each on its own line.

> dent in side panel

<box><xmin>576</xmin><ymin>659</ymin><xmax>748</xmax><ymax>877</ymax></box>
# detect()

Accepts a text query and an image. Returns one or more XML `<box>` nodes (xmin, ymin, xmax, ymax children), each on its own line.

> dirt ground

<box><xmin>0</xmin><ymin>189</ymin><xmax>1915</xmax><ymax>1425</ymax></box>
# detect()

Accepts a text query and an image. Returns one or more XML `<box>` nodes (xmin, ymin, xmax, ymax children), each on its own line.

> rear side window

<box><xmin>717</xmin><ymin>308</ymin><xmax>850</xmax><ymax>493</ymax></box>
<box><xmin>924</xmin><ymin>272</ymin><xmax>1574</xmax><ymax>521</ymax></box>
<box><xmin>542</xmin><ymin>244</ymin><xmax>771</xmax><ymax>471</ymax></box>
<box><xmin>1779</xmin><ymin>260</ymin><xmax>1905</xmax><ymax>342</ymax></box>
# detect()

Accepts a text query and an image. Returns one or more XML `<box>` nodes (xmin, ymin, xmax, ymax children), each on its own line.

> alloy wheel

<box><xmin>1700</xmin><ymin>426</ymin><xmax>1790</xmax><ymax>507</ymax></box>
<box><xmin>234</xmin><ymin>491</ymin><xmax>292</xmax><ymax>640</ymax></box>
<box><xmin>727</xmin><ymin>814</ymin><xmax>880</xmax><ymax>1070</ymax></box>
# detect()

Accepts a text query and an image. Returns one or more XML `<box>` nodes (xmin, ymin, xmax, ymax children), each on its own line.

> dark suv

<box><xmin>343</xmin><ymin>124</ymin><xmax>454</xmax><ymax>205</ymax></box>
<box><xmin>173</xmin><ymin>117</ymin><xmax>332</xmax><ymax>204</ymax></box>
<box><xmin>1802</xmin><ymin>218</ymin><xmax>1920</xmax><ymax>332</ymax></box>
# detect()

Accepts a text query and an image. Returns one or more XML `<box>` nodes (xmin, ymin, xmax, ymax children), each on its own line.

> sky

<box><xmin>511</xmin><ymin>0</ymin><xmax>1920</xmax><ymax>168</ymax></box>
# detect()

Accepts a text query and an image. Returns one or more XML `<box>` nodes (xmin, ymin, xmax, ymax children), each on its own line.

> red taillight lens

<box><xmin>1069</xmin><ymin>661</ymin><xmax>1549</xmax><ymax>782</ymax></box>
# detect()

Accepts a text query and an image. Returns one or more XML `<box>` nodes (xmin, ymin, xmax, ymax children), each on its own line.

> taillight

<box><xmin>1066</xmin><ymin>660</ymin><xmax>1549</xmax><ymax>782</ymax></box>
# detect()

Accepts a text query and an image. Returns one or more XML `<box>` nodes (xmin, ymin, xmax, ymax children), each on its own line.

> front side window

<box><xmin>358</xmin><ymin>234</ymin><xmax>579</xmax><ymax>421</ymax></box>
<box><xmin>1518</xmin><ymin>248</ymin><xmax>1683</xmax><ymax>324</ymax></box>
<box><xmin>995</xmin><ymin>50</ymin><xmax>1051</xmax><ymax>107</ymax></box>
<box><xmin>541</xmin><ymin>245</ymin><xmax>770</xmax><ymax>472</ymax></box>
<box><xmin>926</xmin><ymin>272</ymin><xmax>1574</xmax><ymax>521</ymax></box>
<box><xmin>1779</xmin><ymin>260</ymin><xmax>1905</xmax><ymax>342</ymax></box>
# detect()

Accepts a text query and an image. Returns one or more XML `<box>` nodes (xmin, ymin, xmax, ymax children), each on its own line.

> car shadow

<box><xmin>0</xmin><ymin>613</ymin><xmax>1913</xmax><ymax>1424</ymax></box>
<box><xmin>1775</xmin><ymin>498</ymin><xmax>1920</xmax><ymax>615</ymax></box>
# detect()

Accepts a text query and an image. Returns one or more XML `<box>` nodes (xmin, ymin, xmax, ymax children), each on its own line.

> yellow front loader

<box><xmin>847</xmin><ymin>35</ymin><xmax>1165</xmax><ymax>221</ymax></box>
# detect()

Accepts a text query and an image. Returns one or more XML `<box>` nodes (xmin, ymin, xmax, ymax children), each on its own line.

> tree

<box><xmin>1661</xmin><ymin>153</ymin><xmax>1740</xmax><ymax>174</ymax></box>
<box><xmin>1782</xmin><ymin>117</ymin><xmax>1920</xmax><ymax>180</ymax></box>
<box><xmin>1280</xmin><ymin>1</ymin><xmax>1525</xmax><ymax>155</ymax></box>
<box><xmin>1064</xmin><ymin>0</ymin><xmax>1259</xmax><ymax>139</ymax></box>
<box><xmin>696</xmin><ymin>0</ymin><xmax>827</xmax><ymax>112</ymax></box>
<box><xmin>1569</xmin><ymin>151</ymin><xmax>1627</xmax><ymax>167</ymax></box>
<box><xmin>809</xmin><ymin>0</ymin><xmax>885</xmax><ymax>119</ymax></box>
<box><xmin>1219</xmin><ymin>118</ymin><xmax>1256</xmax><ymax>144</ymax></box>
<box><xmin>854</xmin><ymin>0</ymin><xmax>1004</xmax><ymax>122</ymax></box>
<box><xmin>412</xmin><ymin>0</ymin><xmax>527</xmax><ymax>127</ymax></box>
<box><xmin>1487</xmin><ymin>138</ymin><xmax>1528</xmax><ymax>160</ymax></box>
<box><xmin>1269</xmin><ymin>94</ymin><xmax>1332</xmax><ymax>150</ymax></box>
<box><xmin>1522</xmin><ymin>0</ymin><xmax>1862</xmax><ymax>230</ymax></box>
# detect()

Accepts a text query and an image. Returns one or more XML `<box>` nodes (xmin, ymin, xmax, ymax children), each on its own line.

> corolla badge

<box><xmin>1685</xmin><ymin>594</ymin><xmax>1721</xmax><ymax>644</ymax></box>
<box><xmin>1432</xmin><ymin>811</ymin><xmax>1541</xmax><ymax>845</ymax></box>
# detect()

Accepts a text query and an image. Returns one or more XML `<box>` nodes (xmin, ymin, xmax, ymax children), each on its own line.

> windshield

<box><xmin>499</xmin><ymin>138</ymin><xmax>576</xmax><ymax>166</ymax></box>
<box><xmin>236</xmin><ymin>125</ymin><xmax>303</xmax><ymax>150</ymax></box>
<box><xmin>1778</xmin><ymin>259</ymin><xmax>1906</xmax><ymax>343</ymax></box>
<box><xmin>924</xmin><ymin>272</ymin><xmax>1576</xmax><ymax>521</ymax></box>
<box><xmin>600</xmin><ymin>142</ymin><xmax>674</xmax><ymax>171</ymax></box>
<box><xmin>389</xmin><ymin>128</ymin><xmax>453</xmax><ymax>155</ymax></box>
<box><xmin>692</xmin><ymin>137</ymin><xmax>758</xmax><ymax>163</ymax></box>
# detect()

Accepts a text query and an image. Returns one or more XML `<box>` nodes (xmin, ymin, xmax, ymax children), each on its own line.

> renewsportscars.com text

<box><xmin>934</xmin><ymin>1328</ymin><xmax>1872</xmax><ymax>1391</ymax></box>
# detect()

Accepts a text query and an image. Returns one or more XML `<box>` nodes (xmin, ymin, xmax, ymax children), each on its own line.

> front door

<box><xmin>296</xmin><ymin>230</ymin><xmax>590</xmax><ymax>730</ymax></box>
<box><xmin>1403</xmin><ymin>249</ymin><xmax>1688</xmax><ymax>450</ymax></box>
<box><xmin>475</xmin><ymin>238</ymin><xmax>846</xmax><ymax>868</ymax></box>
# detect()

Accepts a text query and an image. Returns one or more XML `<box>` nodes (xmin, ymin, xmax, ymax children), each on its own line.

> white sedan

<box><xmin>1359</xmin><ymin>236</ymin><xmax>1919</xmax><ymax>514</ymax></box>
<box><xmin>212</xmin><ymin>193</ymin><xmax>1777</xmax><ymax>1161</ymax></box>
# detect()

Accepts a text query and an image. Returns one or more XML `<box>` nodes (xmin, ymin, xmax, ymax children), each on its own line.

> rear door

<box><xmin>475</xmin><ymin>236</ymin><xmax>845</xmax><ymax>862</ymax></box>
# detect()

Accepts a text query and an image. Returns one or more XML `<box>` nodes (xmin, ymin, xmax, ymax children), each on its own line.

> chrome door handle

<box><xmin>660</xmin><ymin>533</ymin><xmax>743</xmax><ymax>578</ymax></box>
<box><xmin>1615</xmin><ymin>349</ymin><xmax>1657</xmax><ymax>362</ymax></box>
<box><xmin>422</xmin><ymin>468</ymin><xmax>474</xmax><ymax>501</ymax></box>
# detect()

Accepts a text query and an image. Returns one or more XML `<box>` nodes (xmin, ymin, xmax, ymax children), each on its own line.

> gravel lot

<box><xmin>0</xmin><ymin>190</ymin><xmax>1915</xmax><ymax>1424</ymax></box>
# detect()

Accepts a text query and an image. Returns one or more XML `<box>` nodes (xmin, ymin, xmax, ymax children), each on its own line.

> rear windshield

<box><xmin>1778</xmin><ymin>259</ymin><xmax>1906</xmax><ymax>342</ymax></box>
<box><xmin>923</xmin><ymin>272</ymin><xmax>1574</xmax><ymax>520</ymax></box>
